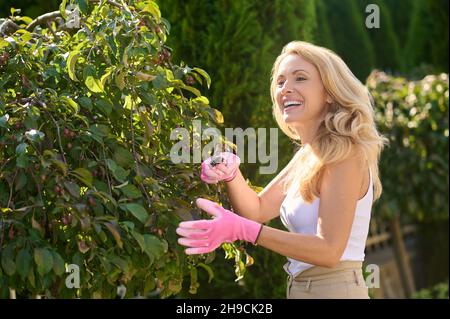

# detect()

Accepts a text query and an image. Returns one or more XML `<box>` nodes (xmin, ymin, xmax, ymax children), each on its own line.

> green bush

<box><xmin>0</xmin><ymin>0</ymin><xmax>251</xmax><ymax>298</ymax></box>
<box><xmin>368</xmin><ymin>71</ymin><xmax>449</xmax><ymax>222</ymax></box>
<box><xmin>412</xmin><ymin>280</ymin><xmax>449</xmax><ymax>299</ymax></box>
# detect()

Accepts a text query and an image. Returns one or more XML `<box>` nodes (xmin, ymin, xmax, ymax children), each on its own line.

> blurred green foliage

<box><xmin>368</xmin><ymin>71</ymin><xmax>449</xmax><ymax>222</ymax></box>
<box><xmin>412</xmin><ymin>280</ymin><xmax>449</xmax><ymax>299</ymax></box>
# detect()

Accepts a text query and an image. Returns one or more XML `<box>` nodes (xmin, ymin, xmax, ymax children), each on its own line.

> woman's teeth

<box><xmin>283</xmin><ymin>101</ymin><xmax>304</xmax><ymax>111</ymax></box>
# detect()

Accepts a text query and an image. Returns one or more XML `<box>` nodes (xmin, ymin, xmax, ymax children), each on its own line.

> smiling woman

<box><xmin>274</xmin><ymin>54</ymin><xmax>332</xmax><ymax>135</ymax></box>
<box><xmin>270</xmin><ymin>41</ymin><xmax>387</xmax><ymax>204</ymax></box>
<box><xmin>176</xmin><ymin>40</ymin><xmax>388</xmax><ymax>299</ymax></box>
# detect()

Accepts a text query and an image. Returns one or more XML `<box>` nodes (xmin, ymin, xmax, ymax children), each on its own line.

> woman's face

<box><xmin>275</xmin><ymin>54</ymin><xmax>330</xmax><ymax>125</ymax></box>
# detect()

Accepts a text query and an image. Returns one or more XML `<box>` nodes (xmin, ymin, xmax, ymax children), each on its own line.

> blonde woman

<box><xmin>176</xmin><ymin>41</ymin><xmax>387</xmax><ymax>299</ymax></box>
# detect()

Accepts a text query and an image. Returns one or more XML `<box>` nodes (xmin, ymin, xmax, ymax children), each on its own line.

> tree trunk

<box><xmin>390</xmin><ymin>216</ymin><xmax>416</xmax><ymax>297</ymax></box>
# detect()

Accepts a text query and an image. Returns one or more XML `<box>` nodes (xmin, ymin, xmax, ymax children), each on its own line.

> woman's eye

<box><xmin>277</xmin><ymin>77</ymin><xmax>305</xmax><ymax>86</ymax></box>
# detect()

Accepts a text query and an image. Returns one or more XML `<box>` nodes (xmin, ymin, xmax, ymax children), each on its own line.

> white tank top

<box><xmin>280</xmin><ymin>169</ymin><xmax>373</xmax><ymax>277</ymax></box>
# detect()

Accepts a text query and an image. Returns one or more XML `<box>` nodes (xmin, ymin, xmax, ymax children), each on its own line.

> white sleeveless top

<box><xmin>280</xmin><ymin>170</ymin><xmax>373</xmax><ymax>277</ymax></box>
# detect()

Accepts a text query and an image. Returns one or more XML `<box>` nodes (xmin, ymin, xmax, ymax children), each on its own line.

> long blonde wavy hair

<box><xmin>270</xmin><ymin>41</ymin><xmax>388</xmax><ymax>203</ymax></box>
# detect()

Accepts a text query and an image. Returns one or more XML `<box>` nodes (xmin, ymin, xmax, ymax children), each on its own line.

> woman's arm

<box><xmin>256</xmin><ymin>154</ymin><xmax>366</xmax><ymax>267</ymax></box>
<box><xmin>224</xmin><ymin>155</ymin><xmax>298</xmax><ymax>224</ymax></box>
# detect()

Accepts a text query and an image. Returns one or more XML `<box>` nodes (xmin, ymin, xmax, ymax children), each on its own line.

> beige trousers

<box><xmin>286</xmin><ymin>261</ymin><xmax>370</xmax><ymax>299</ymax></box>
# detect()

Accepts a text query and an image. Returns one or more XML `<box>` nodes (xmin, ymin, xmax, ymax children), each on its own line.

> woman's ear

<box><xmin>326</xmin><ymin>94</ymin><xmax>333</xmax><ymax>104</ymax></box>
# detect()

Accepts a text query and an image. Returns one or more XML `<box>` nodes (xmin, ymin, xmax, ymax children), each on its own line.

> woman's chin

<box><xmin>283</xmin><ymin>114</ymin><xmax>302</xmax><ymax>123</ymax></box>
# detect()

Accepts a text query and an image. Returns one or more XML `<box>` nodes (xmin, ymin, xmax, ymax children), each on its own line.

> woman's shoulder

<box><xmin>325</xmin><ymin>146</ymin><xmax>366</xmax><ymax>173</ymax></box>
<box><xmin>321</xmin><ymin>148</ymin><xmax>369</xmax><ymax>199</ymax></box>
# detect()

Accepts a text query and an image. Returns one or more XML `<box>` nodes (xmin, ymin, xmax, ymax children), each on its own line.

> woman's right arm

<box><xmin>224</xmin><ymin>157</ymin><xmax>295</xmax><ymax>224</ymax></box>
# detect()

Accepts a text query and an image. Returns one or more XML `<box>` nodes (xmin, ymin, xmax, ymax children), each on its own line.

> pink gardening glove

<box><xmin>176</xmin><ymin>198</ymin><xmax>262</xmax><ymax>255</ymax></box>
<box><xmin>200</xmin><ymin>152</ymin><xmax>240</xmax><ymax>184</ymax></box>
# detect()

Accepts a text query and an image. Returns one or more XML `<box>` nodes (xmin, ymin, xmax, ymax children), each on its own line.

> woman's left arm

<box><xmin>257</xmin><ymin>154</ymin><xmax>366</xmax><ymax>267</ymax></box>
<box><xmin>177</xmin><ymin>153</ymin><xmax>366</xmax><ymax>266</ymax></box>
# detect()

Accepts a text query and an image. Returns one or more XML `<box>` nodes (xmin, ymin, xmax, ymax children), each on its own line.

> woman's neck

<box><xmin>292</xmin><ymin>120</ymin><xmax>323</xmax><ymax>145</ymax></box>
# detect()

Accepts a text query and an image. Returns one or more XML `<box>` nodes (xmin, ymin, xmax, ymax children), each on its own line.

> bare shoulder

<box><xmin>320</xmin><ymin>148</ymin><xmax>367</xmax><ymax>200</ymax></box>
<box><xmin>326</xmin><ymin>148</ymin><xmax>365</xmax><ymax>176</ymax></box>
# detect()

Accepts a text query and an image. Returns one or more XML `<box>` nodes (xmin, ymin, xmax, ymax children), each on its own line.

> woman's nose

<box><xmin>281</xmin><ymin>81</ymin><xmax>293</xmax><ymax>95</ymax></box>
<box><xmin>281</xmin><ymin>87</ymin><xmax>293</xmax><ymax>96</ymax></box>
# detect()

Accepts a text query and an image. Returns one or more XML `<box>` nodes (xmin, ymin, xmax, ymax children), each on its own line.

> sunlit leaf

<box><xmin>67</xmin><ymin>50</ymin><xmax>81</xmax><ymax>81</ymax></box>
<box><xmin>85</xmin><ymin>76</ymin><xmax>104</xmax><ymax>93</ymax></box>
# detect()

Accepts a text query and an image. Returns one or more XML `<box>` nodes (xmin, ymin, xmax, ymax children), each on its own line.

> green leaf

<box><xmin>93</xmin><ymin>190</ymin><xmax>117</xmax><ymax>207</ymax></box>
<box><xmin>15</xmin><ymin>143</ymin><xmax>28</xmax><ymax>155</ymax></box>
<box><xmin>139</xmin><ymin>1</ymin><xmax>161</xmax><ymax>20</ymax></box>
<box><xmin>123</xmin><ymin>94</ymin><xmax>133</xmax><ymax>110</ymax></box>
<box><xmin>60</xmin><ymin>96</ymin><xmax>79</xmax><ymax>113</ymax></box>
<box><xmin>78</xmin><ymin>97</ymin><xmax>93</xmax><ymax>111</ymax></box>
<box><xmin>106</xmin><ymin>159</ymin><xmax>129</xmax><ymax>182</ymax></box>
<box><xmin>15</xmin><ymin>173</ymin><xmax>27</xmax><ymax>191</ymax></box>
<box><xmin>104</xmin><ymin>222</ymin><xmax>123</xmax><ymax>249</ymax></box>
<box><xmin>193</xmin><ymin>96</ymin><xmax>209</xmax><ymax>105</ymax></box>
<box><xmin>16</xmin><ymin>154</ymin><xmax>29</xmax><ymax>168</ymax></box>
<box><xmin>52</xmin><ymin>251</ymin><xmax>65</xmax><ymax>276</ymax></box>
<box><xmin>95</xmin><ymin>98</ymin><xmax>113</xmax><ymax>116</ymax></box>
<box><xmin>121</xmin><ymin>221</ymin><xmax>135</xmax><ymax>231</ymax></box>
<box><xmin>24</xmin><ymin>129</ymin><xmax>45</xmax><ymax>142</ymax></box>
<box><xmin>131</xmin><ymin>230</ymin><xmax>145</xmax><ymax>253</ymax></box>
<box><xmin>10</xmin><ymin>7</ymin><xmax>20</xmax><ymax>16</ymax></box>
<box><xmin>88</xmin><ymin>124</ymin><xmax>110</xmax><ymax>143</ymax></box>
<box><xmin>105</xmin><ymin>158</ymin><xmax>118</xmax><ymax>172</ymax></box>
<box><xmin>28</xmin><ymin>267</ymin><xmax>36</xmax><ymax>287</ymax></box>
<box><xmin>49</xmin><ymin>158</ymin><xmax>68</xmax><ymax>175</ymax></box>
<box><xmin>85</xmin><ymin>76</ymin><xmax>104</xmax><ymax>93</ymax></box>
<box><xmin>152</xmin><ymin>73</ymin><xmax>168</xmax><ymax>89</ymax></box>
<box><xmin>138</xmin><ymin>90</ymin><xmax>156</xmax><ymax>105</ymax></box>
<box><xmin>34</xmin><ymin>248</ymin><xmax>54</xmax><ymax>276</ymax></box>
<box><xmin>180</xmin><ymin>84</ymin><xmax>201</xmax><ymax>97</ymax></box>
<box><xmin>64</xmin><ymin>181</ymin><xmax>80</xmax><ymax>198</ymax></box>
<box><xmin>113</xmin><ymin>147</ymin><xmax>134</xmax><ymax>168</ymax></box>
<box><xmin>67</xmin><ymin>50</ymin><xmax>81</xmax><ymax>81</ymax></box>
<box><xmin>116</xmin><ymin>172</ymin><xmax>130</xmax><ymax>185</ymax></box>
<box><xmin>0</xmin><ymin>38</ymin><xmax>10</xmax><ymax>50</ymax></box>
<box><xmin>189</xmin><ymin>266</ymin><xmax>198</xmax><ymax>294</ymax></box>
<box><xmin>122</xmin><ymin>203</ymin><xmax>149</xmax><ymax>224</ymax></box>
<box><xmin>0</xmin><ymin>114</ymin><xmax>9</xmax><ymax>127</ymax></box>
<box><xmin>1</xmin><ymin>247</ymin><xmax>16</xmax><ymax>276</ymax></box>
<box><xmin>71</xmin><ymin>168</ymin><xmax>93</xmax><ymax>187</ymax></box>
<box><xmin>121</xmin><ymin>184</ymin><xmax>142</xmax><ymax>199</ymax></box>
<box><xmin>193</xmin><ymin>67</ymin><xmax>211</xmax><ymax>89</ymax></box>
<box><xmin>31</xmin><ymin>214</ymin><xmax>45</xmax><ymax>236</ymax></box>
<box><xmin>207</xmin><ymin>107</ymin><xmax>224</xmax><ymax>124</ymax></box>
<box><xmin>143</xmin><ymin>234</ymin><xmax>167</xmax><ymax>260</ymax></box>
<box><xmin>197</xmin><ymin>262</ymin><xmax>214</xmax><ymax>283</ymax></box>
<box><xmin>115</xmin><ymin>69</ymin><xmax>126</xmax><ymax>90</ymax></box>
<box><xmin>60</xmin><ymin>0</ymin><xmax>68</xmax><ymax>19</ymax></box>
<box><xmin>15</xmin><ymin>29</ymin><xmax>32</xmax><ymax>43</ymax></box>
<box><xmin>15</xmin><ymin>16</ymin><xmax>33</xmax><ymax>25</ymax></box>
<box><xmin>100</xmin><ymin>68</ymin><xmax>113</xmax><ymax>87</ymax></box>
<box><xmin>76</xmin><ymin>0</ymin><xmax>89</xmax><ymax>14</ymax></box>
<box><xmin>16</xmin><ymin>249</ymin><xmax>32</xmax><ymax>279</ymax></box>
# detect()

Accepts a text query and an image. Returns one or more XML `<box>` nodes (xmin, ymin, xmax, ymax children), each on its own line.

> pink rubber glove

<box><xmin>176</xmin><ymin>198</ymin><xmax>262</xmax><ymax>255</ymax></box>
<box><xmin>200</xmin><ymin>152</ymin><xmax>240</xmax><ymax>184</ymax></box>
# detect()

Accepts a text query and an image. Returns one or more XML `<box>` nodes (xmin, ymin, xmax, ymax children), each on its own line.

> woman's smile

<box><xmin>283</xmin><ymin>100</ymin><xmax>305</xmax><ymax>113</ymax></box>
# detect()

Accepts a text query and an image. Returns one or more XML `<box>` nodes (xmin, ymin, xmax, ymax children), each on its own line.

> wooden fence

<box><xmin>365</xmin><ymin>216</ymin><xmax>418</xmax><ymax>298</ymax></box>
